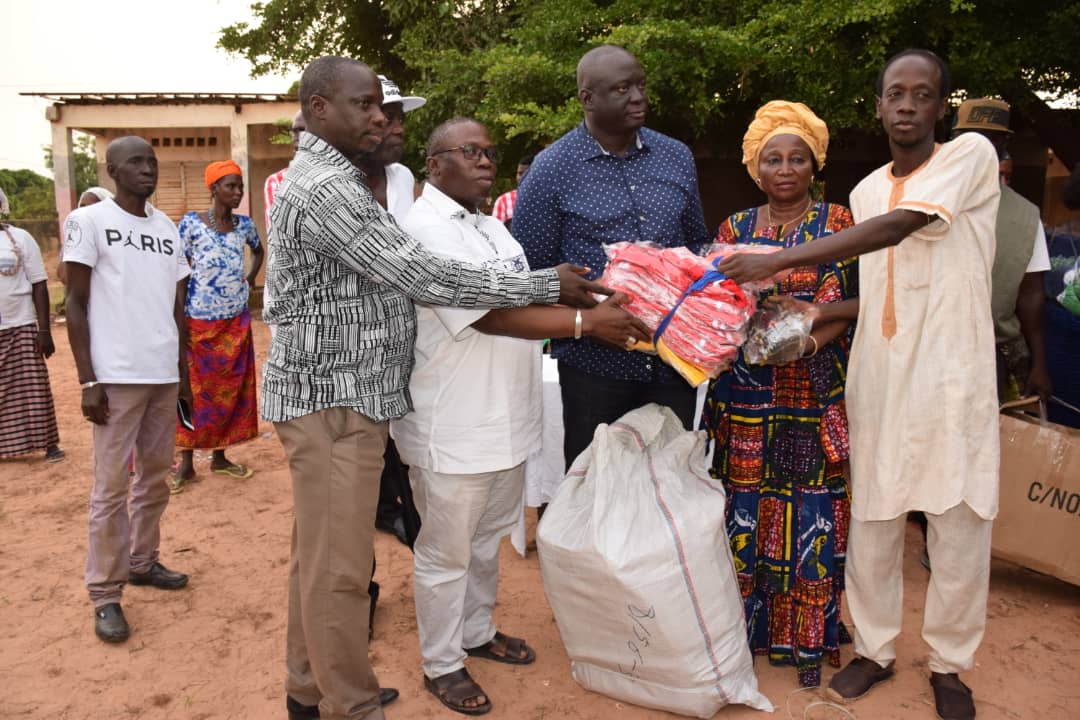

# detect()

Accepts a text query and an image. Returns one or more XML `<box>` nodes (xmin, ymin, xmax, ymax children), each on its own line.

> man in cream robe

<box><xmin>845</xmin><ymin>129</ymin><xmax>1000</xmax><ymax>681</ymax></box>
<box><xmin>715</xmin><ymin>50</ymin><xmax>1001</xmax><ymax>720</ymax></box>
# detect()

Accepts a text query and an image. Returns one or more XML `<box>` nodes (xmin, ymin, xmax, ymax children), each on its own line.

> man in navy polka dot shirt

<box><xmin>514</xmin><ymin>44</ymin><xmax>711</xmax><ymax>468</ymax></box>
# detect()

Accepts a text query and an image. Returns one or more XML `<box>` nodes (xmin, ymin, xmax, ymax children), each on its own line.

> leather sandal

<box><xmin>465</xmin><ymin>631</ymin><xmax>535</xmax><ymax>665</ymax></box>
<box><xmin>212</xmin><ymin>463</ymin><xmax>254</xmax><ymax>479</ymax></box>
<box><xmin>826</xmin><ymin>657</ymin><xmax>895</xmax><ymax>702</ymax></box>
<box><xmin>424</xmin><ymin>668</ymin><xmax>491</xmax><ymax>716</ymax></box>
<box><xmin>930</xmin><ymin>672</ymin><xmax>975</xmax><ymax>720</ymax></box>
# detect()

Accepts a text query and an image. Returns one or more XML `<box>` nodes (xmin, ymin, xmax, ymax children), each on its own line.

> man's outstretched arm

<box><xmin>717</xmin><ymin>209</ymin><xmax>931</xmax><ymax>283</ymax></box>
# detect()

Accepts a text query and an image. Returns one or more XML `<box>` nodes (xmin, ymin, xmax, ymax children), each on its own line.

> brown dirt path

<box><xmin>2</xmin><ymin>251</ymin><xmax>1079</xmax><ymax>719</ymax></box>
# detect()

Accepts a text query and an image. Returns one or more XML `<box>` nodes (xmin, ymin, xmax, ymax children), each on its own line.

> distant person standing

<box><xmin>0</xmin><ymin>221</ymin><xmax>64</xmax><ymax>463</ymax></box>
<box><xmin>64</xmin><ymin>136</ymin><xmax>192</xmax><ymax>644</ymax></box>
<box><xmin>171</xmin><ymin>160</ymin><xmax>264</xmax><ymax>492</ymax></box>
<box><xmin>263</xmin><ymin>110</ymin><xmax>304</xmax><ymax>340</ymax></box>
<box><xmin>58</xmin><ymin>187</ymin><xmax>115</xmax><ymax>287</ymax></box>
<box><xmin>264</xmin><ymin>110</ymin><xmax>306</xmax><ymax>229</ymax></box>
<box><xmin>79</xmin><ymin>187</ymin><xmax>114</xmax><ymax>207</ymax></box>
<box><xmin>491</xmin><ymin>154</ymin><xmax>533</xmax><ymax>232</ymax></box>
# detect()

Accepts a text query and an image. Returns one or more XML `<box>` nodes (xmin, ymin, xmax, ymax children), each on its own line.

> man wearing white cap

<box><xmin>357</xmin><ymin>75</ymin><xmax>429</xmax><ymax>555</ymax></box>
<box><xmin>353</xmin><ymin>73</ymin><xmax>429</xmax><ymax>548</ymax></box>
<box><xmin>356</xmin><ymin>75</ymin><xmax>427</xmax><ymax>220</ymax></box>
<box><xmin>352</xmin><ymin>76</ymin><xmax>428</xmax><ymax>644</ymax></box>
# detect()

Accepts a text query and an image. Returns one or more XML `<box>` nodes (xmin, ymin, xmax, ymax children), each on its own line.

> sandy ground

<box><xmin>3</xmin><ymin>252</ymin><xmax>1080</xmax><ymax>720</ymax></box>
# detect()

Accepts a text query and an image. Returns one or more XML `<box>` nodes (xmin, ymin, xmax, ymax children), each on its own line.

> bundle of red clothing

<box><xmin>601</xmin><ymin>243</ymin><xmax>759</xmax><ymax>385</ymax></box>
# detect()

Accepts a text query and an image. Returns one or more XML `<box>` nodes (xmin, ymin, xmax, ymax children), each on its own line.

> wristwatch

<box><xmin>80</xmin><ymin>381</ymin><xmax>100</xmax><ymax>390</ymax></box>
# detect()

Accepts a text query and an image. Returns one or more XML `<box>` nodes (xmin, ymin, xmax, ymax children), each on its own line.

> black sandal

<box><xmin>424</xmin><ymin>668</ymin><xmax>492</xmax><ymax>716</ymax></box>
<box><xmin>465</xmin><ymin>631</ymin><xmax>536</xmax><ymax>665</ymax></box>
<box><xmin>826</xmin><ymin>657</ymin><xmax>895</xmax><ymax>702</ymax></box>
<box><xmin>930</xmin><ymin>672</ymin><xmax>975</xmax><ymax>720</ymax></box>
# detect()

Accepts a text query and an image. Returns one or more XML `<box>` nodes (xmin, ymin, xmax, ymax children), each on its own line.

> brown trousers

<box><xmin>85</xmin><ymin>383</ymin><xmax>178</xmax><ymax>607</ymax></box>
<box><xmin>276</xmin><ymin>408</ymin><xmax>387</xmax><ymax>720</ymax></box>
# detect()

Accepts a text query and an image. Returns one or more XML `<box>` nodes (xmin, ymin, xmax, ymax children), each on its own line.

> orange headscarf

<box><xmin>204</xmin><ymin>160</ymin><xmax>243</xmax><ymax>189</ymax></box>
<box><xmin>741</xmin><ymin>101</ymin><xmax>829</xmax><ymax>183</ymax></box>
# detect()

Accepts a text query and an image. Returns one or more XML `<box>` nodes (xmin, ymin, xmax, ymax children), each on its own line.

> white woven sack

<box><xmin>538</xmin><ymin>403</ymin><xmax>773</xmax><ymax>717</ymax></box>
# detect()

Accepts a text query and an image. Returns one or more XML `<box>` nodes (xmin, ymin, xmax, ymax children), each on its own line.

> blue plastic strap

<box><xmin>653</xmin><ymin>259</ymin><xmax>729</xmax><ymax>343</ymax></box>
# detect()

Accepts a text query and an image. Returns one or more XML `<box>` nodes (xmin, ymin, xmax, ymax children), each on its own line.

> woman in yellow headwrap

<box><xmin>172</xmin><ymin>160</ymin><xmax>264</xmax><ymax>492</ymax></box>
<box><xmin>702</xmin><ymin>100</ymin><xmax>858</xmax><ymax>687</ymax></box>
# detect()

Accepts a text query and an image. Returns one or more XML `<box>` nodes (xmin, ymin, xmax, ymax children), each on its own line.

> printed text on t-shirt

<box><xmin>104</xmin><ymin>228</ymin><xmax>175</xmax><ymax>255</ymax></box>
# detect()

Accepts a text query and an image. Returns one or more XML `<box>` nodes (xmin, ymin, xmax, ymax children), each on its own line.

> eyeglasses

<box><xmin>429</xmin><ymin>144</ymin><xmax>501</xmax><ymax>163</ymax></box>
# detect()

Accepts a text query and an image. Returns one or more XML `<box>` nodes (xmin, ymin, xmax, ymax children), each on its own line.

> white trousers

<box><xmin>410</xmin><ymin>462</ymin><xmax>525</xmax><ymax>678</ymax></box>
<box><xmin>846</xmin><ymin>502</ymin><xmax>993</xmax><ymax>674</ymax></box>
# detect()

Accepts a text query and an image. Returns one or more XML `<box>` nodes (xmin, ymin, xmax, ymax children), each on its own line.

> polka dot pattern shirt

<box><xmin>513</xmin><ymin>122</ymin><xmax>711</xmax><ymax>383</ymax></box>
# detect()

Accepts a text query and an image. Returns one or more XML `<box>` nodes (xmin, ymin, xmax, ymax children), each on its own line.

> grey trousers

<box><xmin>85</xmin><ymin>383</ymin><xmax>178</xmax><ymax>607</ymax></box>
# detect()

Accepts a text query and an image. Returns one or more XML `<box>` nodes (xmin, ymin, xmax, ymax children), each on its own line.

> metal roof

<box><xmin>19</xmin><ymin>92</ymin><xmax>296</xmax><ymax>106</ymax></box>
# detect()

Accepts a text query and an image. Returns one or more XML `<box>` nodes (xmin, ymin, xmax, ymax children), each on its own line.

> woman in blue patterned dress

<box><xmin>172</xmin><ymin>160</ymin><xmax>264</xmax><ymax>492</ymax></box>
<box><xmin>702</xmin><ymin>101</ymin><xmax>858</xmax><ymax>688</ymax></box>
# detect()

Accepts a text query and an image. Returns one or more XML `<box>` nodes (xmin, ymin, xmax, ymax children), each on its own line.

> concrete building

<box><xmin>24</xmin><ymin>92</ymin><xmax>300</xmax><ymax>241</ymax></box>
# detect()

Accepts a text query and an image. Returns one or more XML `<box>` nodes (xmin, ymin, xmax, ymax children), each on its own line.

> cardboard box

<box><xmin>994</xmin><ymin>407</ymin><xmax>1080</xmax><ymax>586</ymax></box>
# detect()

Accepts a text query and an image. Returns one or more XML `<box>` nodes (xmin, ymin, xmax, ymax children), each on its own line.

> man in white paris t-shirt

<box><xmin>64</xmin><ymin>136</ymin><xmax>193</xmax><ymax>645</ymax></box>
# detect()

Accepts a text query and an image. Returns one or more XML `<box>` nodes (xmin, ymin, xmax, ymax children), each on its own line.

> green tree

<box><xmin>0</xmin><ymin>168</ymin><xmax>57</xmax><ymax>219</ymax></box>
<box><xmin>43</xmin><ymin>133</ymin><xmax>99</xmax><ymax>198</ymax></box>
<box><xmin>219</xmin><ymin>0</ymin><xmax>1080</xmax><ymax>170</ymax></box>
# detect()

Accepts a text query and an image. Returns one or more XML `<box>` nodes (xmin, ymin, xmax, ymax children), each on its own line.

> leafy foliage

<box><xmin>220</xmin><ymin>0</ymin><xmax>1080</xmax><ymax>172</ymax></box>
<box><xmin>0</xmin><ymin>168</ymin><xmax>57</xmax><ymax>219</ymax></box>
<box><xmin>43</xmin><ymin>134</ymin><xmax>99</xmax><ymax>199</ymax></box>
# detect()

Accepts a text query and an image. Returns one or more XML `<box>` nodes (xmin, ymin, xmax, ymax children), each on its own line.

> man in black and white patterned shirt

<box><xmin>265</xmin><ymin>57</ymin><xmax>605</xmax><ymax>720</ymax></box>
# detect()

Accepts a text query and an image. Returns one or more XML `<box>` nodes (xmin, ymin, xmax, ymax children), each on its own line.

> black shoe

<box><xmin>368</xmin><ymin>580</ymin><xmax>380</xmax><ymax>641</ymax></box>
<box><xmin>129</xmin><ymin>561</ymin><xmax>189</xmax><ymax>590</ymax></box>
<box><xmin>94</xmin><ymin>603</ymin><xmax>130</xmax><ymax>643</ymax></box>
<box><xmin>930</xmin><ymin>672</ymin><xmax>975</xmax><ymax>719</ymax></box>
<box><xmin>826</xmin><ymin>657</ymin><xmax>895</xmax><ymax>702</ymax></box>
<box><xmin>286</xmin><ymin>689</ymin><xmax>399</xmax><ymax>718</ymax></box>
<box><xmin>285</xmin><ymin>695</ymin><xmax>319</xmax><ymax>720</ymax></box>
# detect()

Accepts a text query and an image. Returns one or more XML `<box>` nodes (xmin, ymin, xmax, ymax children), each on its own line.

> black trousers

<box><xmin>558</xmin><ymin>361</ymin><xmax>697</xmax><ymax>470</ymax></box>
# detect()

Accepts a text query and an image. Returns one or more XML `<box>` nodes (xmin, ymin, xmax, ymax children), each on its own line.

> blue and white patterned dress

<box><xmin>179</xmin><ymin>212</ymin><xmax>260</xmax><ymax>321</ymax></box>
